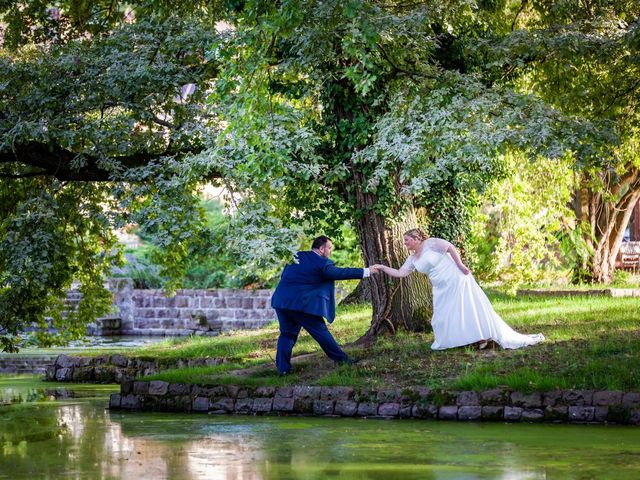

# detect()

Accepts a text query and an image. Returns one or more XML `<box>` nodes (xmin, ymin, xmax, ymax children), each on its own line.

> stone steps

<box><xmin>0</xmin><ymin>355</ymin><xmax>57</xmax><ymax>374</ymax></box>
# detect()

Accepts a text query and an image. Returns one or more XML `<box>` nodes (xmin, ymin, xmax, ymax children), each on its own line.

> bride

<box><xmin>373</xmin><ymin>228</ymin><xmax>544</xmax><ymax>350</ymax></box>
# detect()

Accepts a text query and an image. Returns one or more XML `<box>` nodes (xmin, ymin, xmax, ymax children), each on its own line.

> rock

<box><xmin>320</xmin><ymin>386</ymin><xmax>355</xmax><ymax>401</ymax></box>
<box><xmin>293</xmin><ymin>386</ymin><xmax>322</xmax><ymax>400</ymax></box>
<box><xmin>399</xmin><ymin>405</ymin><xmax>413</xmax><ymax>418</ymax></box>
<box><xmin>504</xmin><ymin>406</ymin><xmax>523</xmax><ymax>421</ymax></box>
<box><xmin>93</xmin><ymin>366</ymin><xmax>116</xmax><ymax>384</ymax></box>
<box><xmin>377</xmin><ymin>403</ymin><xmax>400</xmax><ymax>417</ymax></box>
<box><xmin>480</xmin><ymin>388</ymin><xmax>508</xmax><ymax>406</ymax></box>
<box><xmin>593</xmin><ymin>391</ymin><xmax>623</xmax><ymax>406</ymax></box>
<box><xmin>165</xmin><ymin>396</ymin><xmax>192</xmax><ymax>412</ymax></box>
<box><xmin>56</xmin><ymin>355</ymin><xmax>78</xmax><ymax>368</ymax></box>
<box><xmin>356</xmin><ymin>402</ymin><xmax>378</xmax><ymax>417</ymax></box>
<box><xmin>275</xmin><ymin>387</ymin><xmax>294</xmax><ymax>399</ymax></box>
<box><xmin>149</xmin><ymin>381</ymin><xmax>169</xmax><ymax>396</ymax></box>
<box><xmin>120</xmin><ymin>380</ymin><xmax>134</xmax><ymax>395</ymax></box>
<box><xmin>110</xmin><ymin>354</ymin><xmax>129</xmax><ymax>367</ymax></box>
<box><xmin>293</xmin><ymin>397</ymin><xmax>314</xmax><ymax>414</ymax></box>
<box><xmin>622</xmin><ymin>392</ymin><xmax>640</xmax><ymax>408</ymax></box>
<box><xmin>133</xmin><ymin>381</ymin><xmax>149</xmax><ymax>395</ymax></box>
<box><xmin>109</xmin><ymin>394</ymin><xmax>121</xmax><ymax>409</ymax></box>
<box><xmin>211</xmin><ymin>398</ymin><xmax>235</xmax><ymax>412</ymax></box>
<box><xmin>255</xmin><ymin>386</ymin><xmax>276</xmax><ymax>398</ymax></box>
<box><xmin>568</xmin><ymin>406</ymin><xmax>595</xmax><ymax>422</ymax></box>
<box><xmin>457</xmin><ymin>391</ymin><xmax>480</xmax><ymax>406</ymax></box>
<box><xmin>334</xmin><ymin>400</ymin><xmax>358</xmax><ymax>417</ymax></box>
<box><xmin>71</xmin><ymin>367</ymin><xmax>93</xmax><ymax>382</ymax></box>
<box><xmin>253</xmin><ymin>398</ymin><xmax>274</xmax><ymax>413</ymax></box>
<box><xmin>438</xmin><ymin>406</ymin><xmax>458</xmax><ymax>420</ymax></box>
<box><xmin>234</xmin><ymin>398</ymin><xmax>254</xmax><ymax>414</ymax></box>
<box><xmin>481</xmin><ymin>406</ymin><xmax>504</xmax><ymax>420</ymax></box>
<box><xmin>521</xmin><ymin>409</ymin><xmax>544</xmax><ymax>422</ymax></box>
<box><xmin>543</xmin><ymin>390</ymin><xmax>563</xmax><ymax>407</ymax></box>
<box><xmin>544</xmin><ymin>406</ymin><xmax>568</xmax><ymax>422</ymax></box>
<box><xmin>273</xmin><ymin>397</ymin><xmax>295</xmax><ymax>412</ymax></box>
<box><xmin>511</xmin><ymin>391</ymin><xmax>542</xmax><ymax>408</ymax></box>
<box><xmin>168</xmin><ymin>383</ymin><xmax>192</xmax><ymax>396</ymax></box>
<box><xmin>412</xmin><ymin>404</ymin><xmax>438</xmax><ymax>419</ymax></box>
<box><xmin>55</xmin><ymin>367</ymin><xmax>73</xmax><ymax>381</ymax></box>
<box><xmin>313</xmin><ymin>400</ymin><xmax>335</xmax><ymax>415</ymax></box>
<box><xmin>192</xmin><ymin>397</ymin><xmax>209</xmax><ymax>412</ymax></box>
<box><xmin>458</xmin><ymin>406</ymin><xmax>482</xmax><ymax>421</ymax></box>
<box><xmin>563</xmin><ymin>390</ymin><xmax>593</xmax><ymax>406</ymax></box>
<box><xmin>121</xmin><ymin>394</ymin><xmax>140</xmax><ymax>410</ymax></box>
<box><xmin>594</xmin><ymin>406</ymin><xmax>608</xmax><ymax>422</ymax></box>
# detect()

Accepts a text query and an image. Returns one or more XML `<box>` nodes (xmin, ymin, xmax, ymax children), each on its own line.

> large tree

<box><xmin>201</xmin><ymin>0</ymin><xmax>605</xmax><ymax>339</ymax></box>
<box><xmin>0</xmin><ymin>0</ymin><xmax>623</xmax><ymax>352</ymax></box>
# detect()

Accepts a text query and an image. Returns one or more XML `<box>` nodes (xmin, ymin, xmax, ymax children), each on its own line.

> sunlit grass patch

<box><xmin>122</xmin><ymin>292</ymin><xmax>640</xmax><ymax>392</ymax></box>
<box><xmin>316</xmin><ymin>364</ymin><xmax>367</xmax><ymax>387</ymax></box>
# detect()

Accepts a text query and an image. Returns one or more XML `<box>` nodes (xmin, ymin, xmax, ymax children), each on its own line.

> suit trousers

<box><xmin>275</xmin><ymin>308</ymin><xmax>349</xmax><ymax>374</ymax></box>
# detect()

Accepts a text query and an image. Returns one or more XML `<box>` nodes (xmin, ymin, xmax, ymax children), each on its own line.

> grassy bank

<box><xmin>129</xmin><ymin>291</ymin><xmax>640</xmax><ymax>392</ymax></box>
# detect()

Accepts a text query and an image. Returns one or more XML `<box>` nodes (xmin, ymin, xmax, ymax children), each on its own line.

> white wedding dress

<box><xmin>402</xmin><ymin>238</ymin><xmax>545</xmax><ymax>350</ymax></box>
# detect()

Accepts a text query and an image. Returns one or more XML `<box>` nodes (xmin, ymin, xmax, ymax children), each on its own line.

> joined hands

<box><xmin>369</xmin><ymin>264</ymin><xmax>386</xmax><ymax>274</ymax></box>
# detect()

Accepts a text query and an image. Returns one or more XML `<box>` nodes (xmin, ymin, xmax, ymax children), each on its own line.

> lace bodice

<box><xmin>401</xmin><ymin>237</ymin><xmax>454</xmax><ymax>275</ymax></box>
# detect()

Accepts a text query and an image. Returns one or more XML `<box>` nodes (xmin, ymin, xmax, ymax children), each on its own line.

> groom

<box><xmin>271</xmin><ymin>235</ymin><xmax>377</xmax><ymax>375</ymax></box>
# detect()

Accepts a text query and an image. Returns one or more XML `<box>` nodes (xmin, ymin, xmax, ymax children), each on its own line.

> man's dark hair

<box><xmin>312</xmin><ymin>235</ymin><xmax>332</xmax><ymax>249</ymax></box>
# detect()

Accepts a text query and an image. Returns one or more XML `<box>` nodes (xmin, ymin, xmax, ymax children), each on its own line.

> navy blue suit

<box><xmin>271</xmin><ymin>251</ymin><xmax>364</xmax><ymax>374</ymax></box>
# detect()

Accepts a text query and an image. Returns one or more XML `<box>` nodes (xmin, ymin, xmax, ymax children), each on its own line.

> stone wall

<box><xmin>79</xmin><ymin>279</ymin><xmax>277</xmax><ymax>336</ymax></box>
<box><xmin>44</xmin><ymin>354</ymin><xmax>225</xmax><ymax>384</ymax></box>
<box><xmin>0</xmin><ymin>355</ymin><xmax>57</xmax><ymax>375</ymax></box>
<box><xmin>110</xmin><ymin>381</ymin><xmax>640</xmax><ymax>425</ymax></box>
<box><xmin>128</xmin><ymin>288</ymin><xmax>275</xmax><ymax>336</ymax></box>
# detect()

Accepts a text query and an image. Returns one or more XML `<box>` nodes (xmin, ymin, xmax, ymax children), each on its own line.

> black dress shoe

<box><xmin>278</xmin><ymin>369</ymin><xmax>294</xmax><ymax>377</ymax></box>
<box><xmin>336</xmin><ymin>357</ymin><xmax>359</xmax><ymax>367</ymax></box>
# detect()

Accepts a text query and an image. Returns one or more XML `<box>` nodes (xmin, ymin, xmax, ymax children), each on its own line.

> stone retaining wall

<box><xmin>72</xmin><ymin>279</ymin><xmax>277</xmax><ymax>336</ymax></box>
<box><xmin>0</xmin><ymin>355</ymin><xmax>57</xmax><ymax>375</ymax></box>
<box><xmin>110</xmin><ymin>382</ymin><xmax>640</xmax><ymax>425</ymax></box>
<box><xmin>128</xmin><ymin>288</ymin><xmax>275</xmax><ymax>336</ymax></box>
<box><xmin>44</xmin><ymin>354</ymin><xmax>225</xmax><ymax>384</ymax></box>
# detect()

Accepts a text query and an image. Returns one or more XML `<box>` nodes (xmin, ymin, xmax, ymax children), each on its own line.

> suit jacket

<box><xmin>271</xmin><ymin>251</ymin><xmax>364</xmax><ymax>322</ymax></box>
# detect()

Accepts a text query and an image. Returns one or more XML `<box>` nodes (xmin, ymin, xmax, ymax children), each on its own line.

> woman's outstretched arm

<box><xmin>372</xmin><ymin>264</ymin><xmax>413</xmax><ymax>278</ymax></box>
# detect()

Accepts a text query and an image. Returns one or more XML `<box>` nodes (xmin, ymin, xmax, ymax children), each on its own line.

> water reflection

<box><xmin>1</xmin><ymin>376</ymin><xmax>640</xmax><ymax>479</ymax></box>
<box><xmin>66</xmin><ymin>335</ymin><xmax>167</xmax><ymax>349</ymax></box>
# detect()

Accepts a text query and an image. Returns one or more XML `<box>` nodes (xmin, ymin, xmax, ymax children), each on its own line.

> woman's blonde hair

<box><xmin>404</xmin><ymin>228</ymin><xmax>428</xmax><ymax>241</ymax></box>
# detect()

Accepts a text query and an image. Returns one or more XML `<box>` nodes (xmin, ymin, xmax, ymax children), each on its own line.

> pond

<box><xmin>1</xmin><ymin>375</ymin><xmax>639</xmax><ymax>479</ymax></box>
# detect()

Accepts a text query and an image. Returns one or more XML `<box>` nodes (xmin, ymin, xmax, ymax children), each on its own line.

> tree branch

<box><xmin>596</xmin><ymin>76</ymin><xmax>640</xmax><ymax>116</ymax></box>
<box><xmin>511</xmin><ymin>0</ymin><xmax>528</xmax><ymax>32</ymax></box>
<box><xmin>0</xmin><ymin>170</ymin><xmax>49</xmax><ymax>179</ymax></box>
<box><xmin>376</xmin><ymin>42</ymin><xmax>436</xmax><ymax>80</ymax></box>
<box><xmin>0</xmin><ymin>141</ymin><xmax>212</xmax><ymax>181</ymax></box>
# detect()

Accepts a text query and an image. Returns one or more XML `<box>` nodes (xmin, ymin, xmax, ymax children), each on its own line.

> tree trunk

<box><xmin>573</xmin><ymin>168</ymin><xmax>640</xmax><ymax>283</ymax></box>
<box><xmin>328</xmin><ymin>70</ymin><xmax>431</xmax><ymax>338</ymax></box>
<box><xmin>355</xmin><ymin>205</ymin><xmax>433</xmax><ymax>340</ymax></box>
<box><xmin>339</xmin><ymin>278</ymin><xmax>371</xmax><ymax>305</ymax></box>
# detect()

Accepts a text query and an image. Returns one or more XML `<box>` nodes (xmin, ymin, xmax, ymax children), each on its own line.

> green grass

<box><xmin>517</xmin><ymin>272</ymin><xmax>640</xmax><ymax>290</ymax></box>
<box><xmin>108</xmin><ymin>294</ymin><xmax>640</xmax><ymax>392</ymax></box>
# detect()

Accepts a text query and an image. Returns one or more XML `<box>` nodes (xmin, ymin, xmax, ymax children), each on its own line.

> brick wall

<box><xmin>127</xmin><ymin>288</ymin><xmax>275</xmax><ymax>336</ymax></box>
<box><xmin>82</xmin><ymin>279</ymin><xmax>277</xmax><ymax>336</ymax></box>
